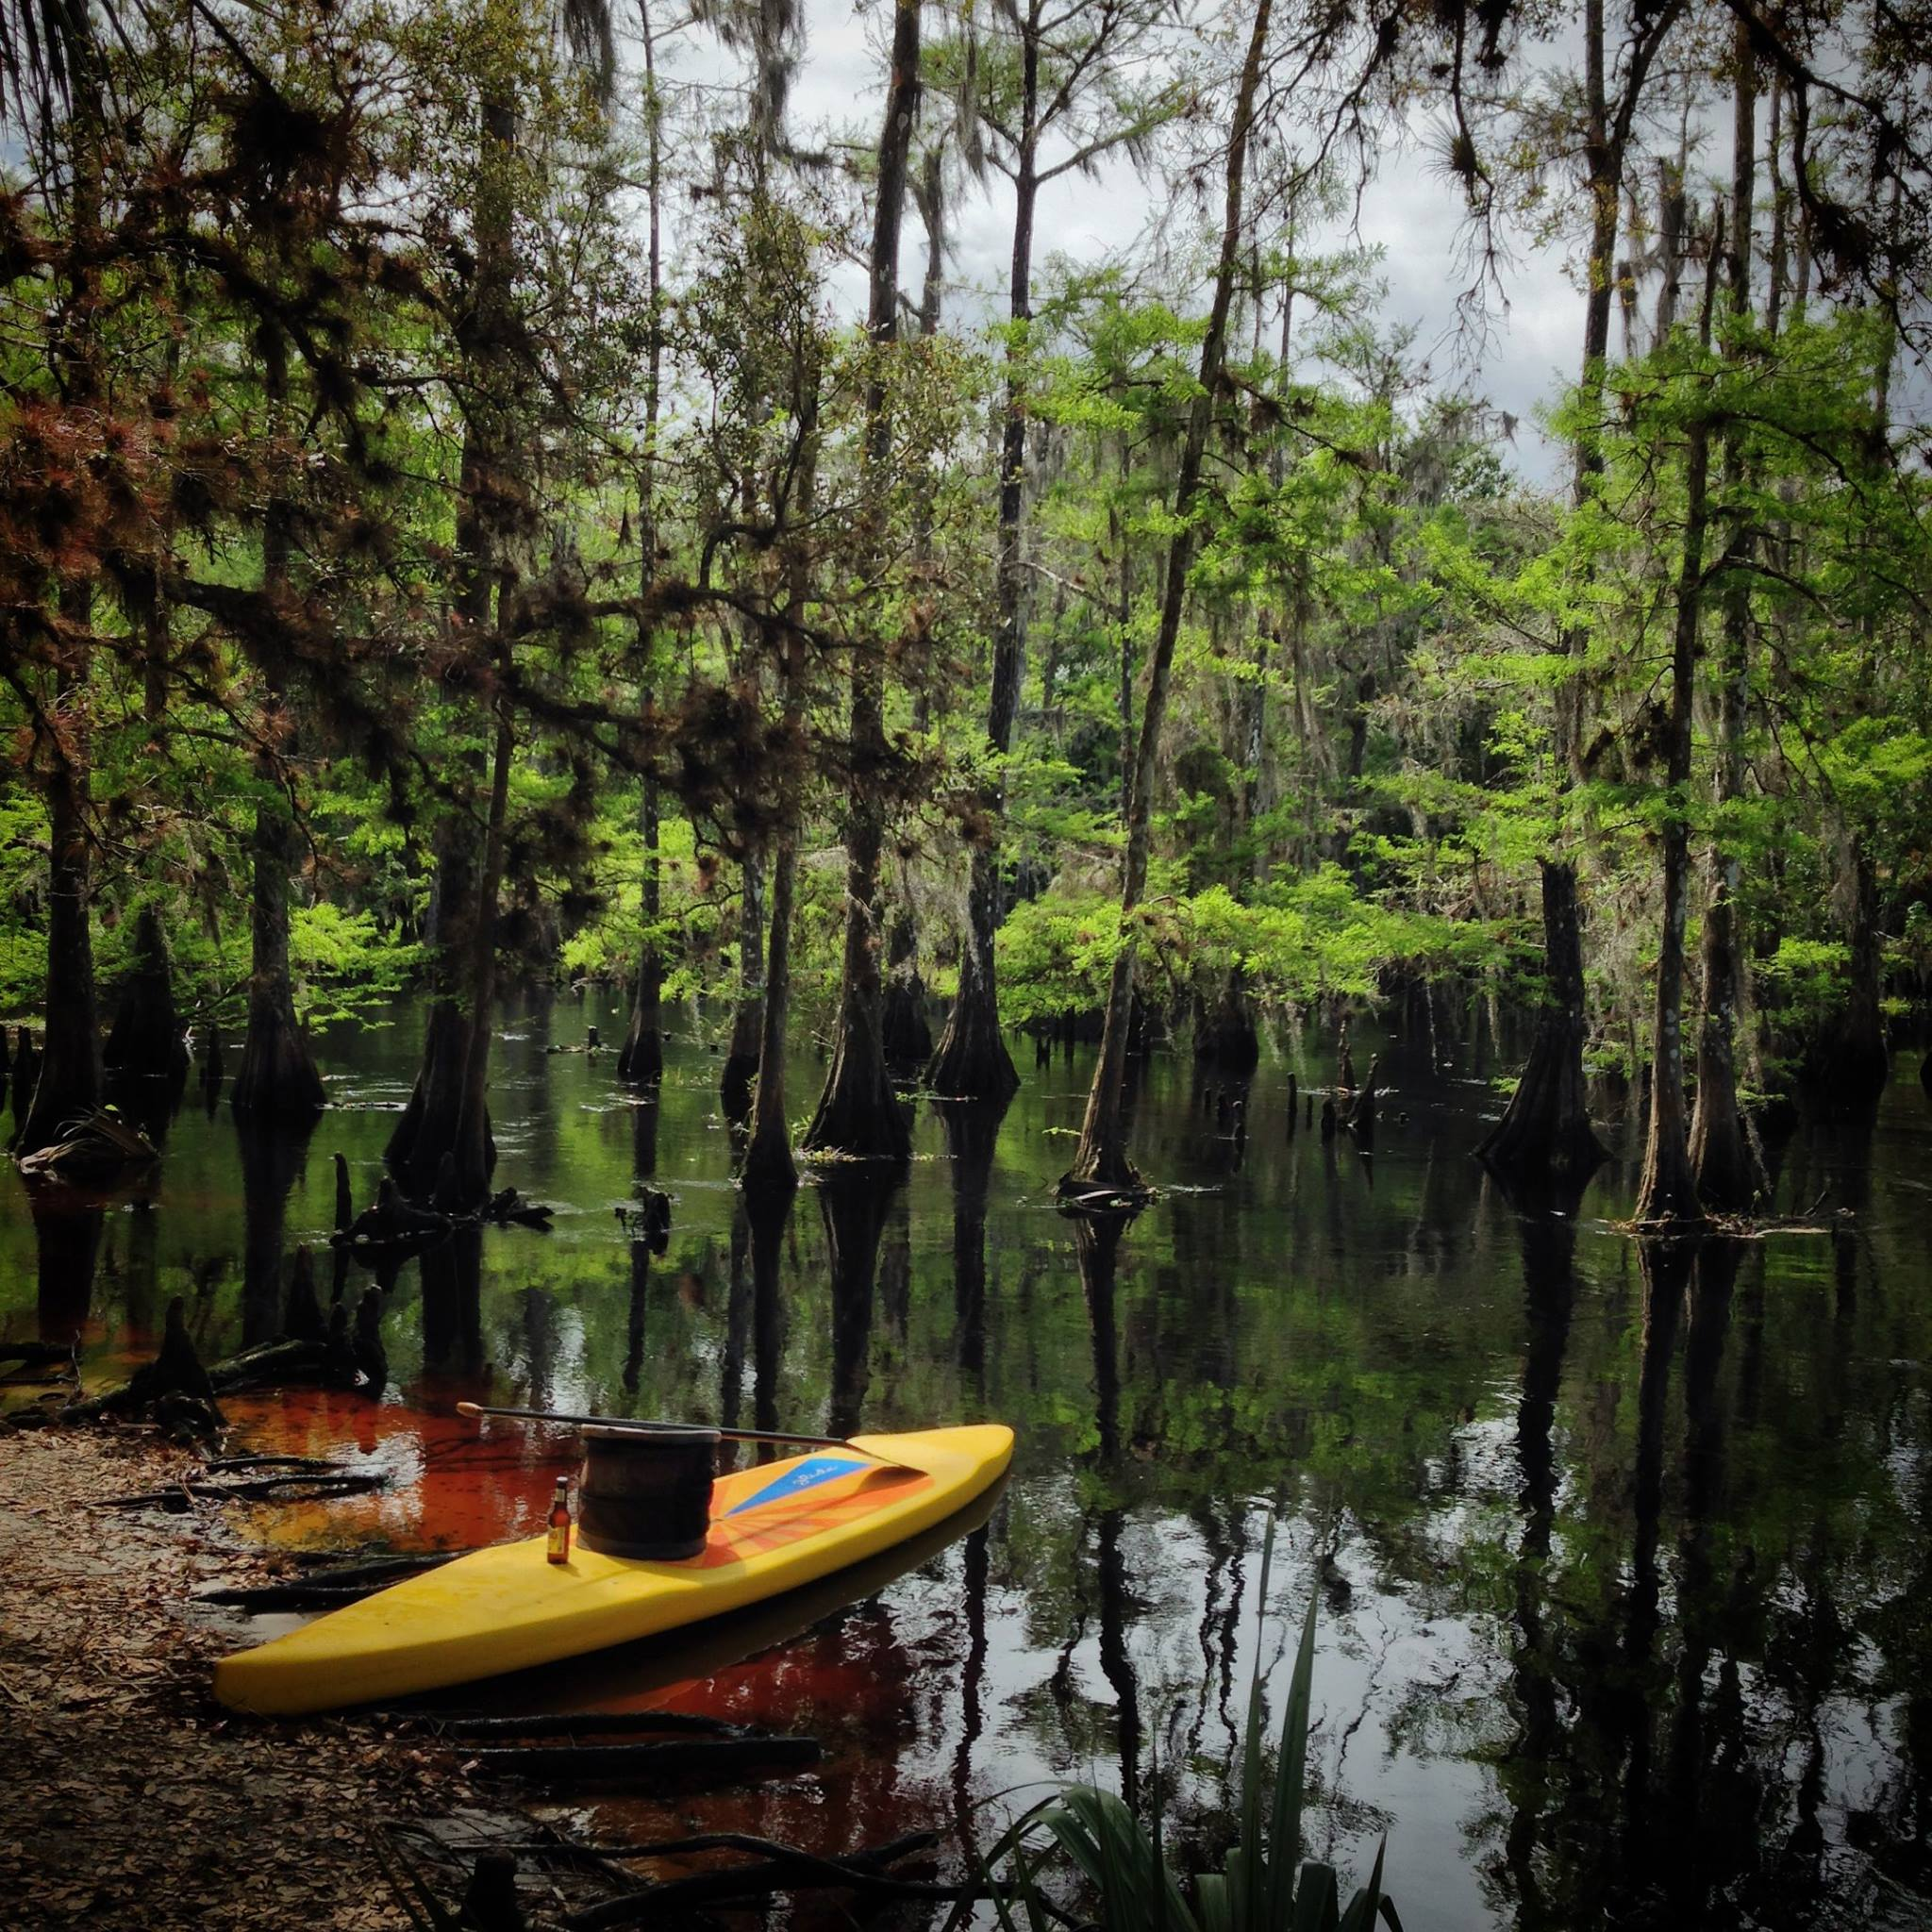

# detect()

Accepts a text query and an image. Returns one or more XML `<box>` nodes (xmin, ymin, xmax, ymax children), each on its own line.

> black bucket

<box><xmin>576</xmin><ymin>1424</ymin><xmax>719</xmax><ymax>1560</ymax></box>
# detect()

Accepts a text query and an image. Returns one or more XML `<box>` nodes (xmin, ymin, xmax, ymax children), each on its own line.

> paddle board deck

<box><xmin>213</xmin><ymin>1424</ymin><xmax>1012</xmax><ymax>1716</ymax></box>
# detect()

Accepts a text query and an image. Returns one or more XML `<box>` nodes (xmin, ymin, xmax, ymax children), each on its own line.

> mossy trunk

<box><xmin>879</xmin><ymin>906</ymin><xmax>933</xmax><ymax>1074</ymax></box>
<box><xmin>927</xmin><ymin>845</ymin><xmax>1016</xmax><ymax>1100</ymax></box>
<box><xmin>234</xmin><ymin>322</ymin><xmax>325</xmax><ymax>1121</ymax></box>
<box><xmin>741</xmin><ymin>828</ymin><xmax>799</xmax><ymax>1193</ymax></box>
<box><xmin>804</xmin><ymin>0</ymin><xmax>921</xmax><ymax>1162</ymax></box>
<box><xmin>620</xmin><ymin>15</ymin><xmax>668</xmax><ymax>1091</ymax></box>
<box><xmin>18</xmin><ymin>652</ymin><xmax>100</xmax><ymax>1157</ymax></box>
<box><xmin>617</xmin><ymin>760</ymin><xmax>664</xmax><ymax>1087</ymax></box>
<box><xmin>232</xmin><ymin>786</ymin><xmax>326</xmax><ymax>1119</ymax></box>
<box><xmin>104</xmin><ymin>905</ymin><xmax>188</xmax><ymax>1088</ymax></box>
<box><xmin>446</xmin><ymin>708</ymin><xmax>514</xmax><ymax>1211</ymax></box>
<box><xmin>388</xmin><ymin>820</ymin><xmax>487</xmax><ymax>1194</ymax></box>
<box><xmin>1690</xmin><ymin>27</ymin><xmax>1759</xmax><ymax>1212</ymax></box>
<box><xmin>1064</xmin><ymin>0</ymin><xmax>1271</xmax><ymax>1194</ymax></box>
<box><xmin>721</xmin><ymin>854</ymin><xmax>764</xmax><ymax>1124</ymax></box>
<box><xmin>928</xmin><ymin>0</ymin><xmax>1033</xmax><ymax>1106</ymax></box>
<box><xmin>20</xmin><ymin>47</ymin><xmax>104</xmax><ymax>1159</ymax></box>
<box><xmin>1635</xmin><ymin>232</ymin><xmax>1719</xmax><ymax>1229</ymax></box>
<box><xmin>1820</xmin><ymin>839</ymin><xmax>1890</xmax><ymax>1103</ymax></box>
<box><xmin>1477</xmin><ymin>861</ymin><xmax>1606</xmax><ymax>1181</ymax></box>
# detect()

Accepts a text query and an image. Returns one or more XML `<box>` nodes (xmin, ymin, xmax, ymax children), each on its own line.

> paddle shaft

<box><xmin>455</xmin><ymin>1401</ymin><xmax>896</xmax><ymax>1461</ymax></box>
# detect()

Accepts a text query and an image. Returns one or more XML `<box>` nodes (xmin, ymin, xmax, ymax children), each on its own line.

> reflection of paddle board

<box><xmin>214</xmin><ymin>1425</ymin><xmax>1013</xmax><ymax>1716</ymax></box>
<box><xmin>457</xmin><ymin>1477</ymin><xmax>1006</xmax><ymax>1718</ymax></box>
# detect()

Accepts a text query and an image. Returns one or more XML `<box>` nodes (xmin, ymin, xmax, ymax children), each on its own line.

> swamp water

<box><xmin>4</xmin><ymin>991</ymin><xmax>1931</xmax><ymax>1932</ymax></box>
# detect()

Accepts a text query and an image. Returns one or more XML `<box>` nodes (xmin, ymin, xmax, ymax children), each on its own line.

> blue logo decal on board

<box><xmin>726</xmin><ymin>1455</ymin><xmax>868</xmax><ymax>1516</ymax></box>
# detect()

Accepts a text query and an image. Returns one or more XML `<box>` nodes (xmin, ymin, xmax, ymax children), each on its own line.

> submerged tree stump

<box><xmin>282</xmin><ymin>1248</ymin><xmax>327</xmax><ymax>1343</ymax></box>
<box><xmin>77</xmin><ymin>1297</ymin><xmax>227</xmax><ymax>1439</ymax></box>
<box><xmin>1346</xmin><ymin>1056</ymin><xmax>1380</xmax><ymax>1144</ymax></box>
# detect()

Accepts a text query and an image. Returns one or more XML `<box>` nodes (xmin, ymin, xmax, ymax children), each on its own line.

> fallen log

<box><xmin>459</xmin><ymin>1735</ymin><xmax>821</xmax><ymax>1785</ymax></box>
<box><xmin>17</xmin><ymin>1106</ymin><xmax>160</xmax><ymax>1181</ymax></box>
<box><xmin>197</xmin><ymin>1580</ymin><xmax>387</xmax><ymax>1612</ymax></box>
<box><xmin>207</xmin><ymin>1453</ymin><xmax>341</xmax><ymax>1474</ymax></box>
<box><xmin>280</xmin><ymin>1550</ymin><xmax>464</xmax><ymax>1581</ymax></box>
<box><xmin>208</xmin><ymin>1337</ymin><xmax>331</xmax><ymax>1393</ymax></box>
<box><xmin>564</xmin><ymin>1830</ymin><xmax>964</xmax><ymax>1931</ymax></box>
<box><xmin>336</xmin><ymin>1178</ymin><xmax>454</xmax><ymax>1256</ymax></box>
<box><xmin>430</xmin><ymin>1709</ymin><xmax>746</xmax><ymax>1740</ymax></box>
<box><xmin>0</xmin><ymin>1341</ymin><xmax>77</xmax><ymax>1367</ymax></box>
<box><xmin>202</xmin><ymin>1549</ymin><xmax>462</xmax><ymax>1610</ymax></box>
<box><xmin>484</xmin><ymin>1188</ymin><xmax>553</xmax><ymax>1231</ymax></box>
<box><xmin>103</xmin><ymin>1469</ymin><xmax>388</xmax><ymax>1508</ymax></box>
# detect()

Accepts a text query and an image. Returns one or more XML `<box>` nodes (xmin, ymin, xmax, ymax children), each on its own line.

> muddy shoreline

<box><xmin>0</xmin><ymin>1426</ymin><xmax>461</xmax><ymax>1931</ymax></box>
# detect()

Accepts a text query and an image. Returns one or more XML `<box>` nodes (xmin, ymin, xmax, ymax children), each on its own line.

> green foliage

<box><xmin>0</xmin><ymin>0</ymin><xmax>1926</xmax><ymax>1091</ymax></box>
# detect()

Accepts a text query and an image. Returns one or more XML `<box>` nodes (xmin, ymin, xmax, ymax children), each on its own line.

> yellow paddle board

<box><xmin>213</xmin><ymin>1424</ymin><xmax>1013</xmax><ymax>1716</ymax></box>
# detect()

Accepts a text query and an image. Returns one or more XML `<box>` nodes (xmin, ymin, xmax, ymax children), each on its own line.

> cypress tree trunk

<box><xmin>927</xmin><ymin>7</ymin><xmax>1036</xmax><ymax>1105</ymax></box>
<box><xmin>1489</xmin><ymin>0</ymin><xmax>1680</xmax><ymax>1188</ymax></box>
<box><xmin>447</xmin><ymin>705</ymin><xmax>513</xmax><ymax>1210</ymax></box>
<box><xmin>1824</xmin><ymin>841</ymin><xmax>1890</xmax><ymax>1102</ymax></box>
<box><xmin>721</xmin><ymin>855</ymin><xmax>765</xmax><ymax>1124</ymax></box>
<box><xmin>617</xmin><ymin>758</ymin><xmax>664</xmax><ymax>1086</ymax></box>
<box><xmin>620</xmin><ymin>6</ymin><xmax>667</xmax><ymax>1091</ymax></box>
<box><xmin>233</xmin><ymin>776</ymin><xmax>327</xmax><ymax>1119</ymax></box>
<box><xmin>20</xmin><ymin>696</ymin><xmax>101</xmax><ymax>1156</ymax></box>
<box><xmin>1477</xmin><ymin>862</ymin><xmax>1605</xmax><ymax>1177</ymax></box>
<box><xmin>880</xmin><ymin>898</ymin><xmax>934</xmax><ymax>1074</ymax></box>
<box><xmin>741</xmin><ymin>292</ymin><xmax>823</xmax><ymax>1189</ymax></box>
<box><xmin>882</xmin><ymin>159</ymin><xmax>947</xmax><ymax>1080</ymax></box>
<box><xmin>388</xmin><ymin>821</ymin><xmax>480</xmax><ymax>1190</ymax></box>
<box><xmin>105</xmin><ymin>905</ymin><xmax>188</xmax><ymax>1087</ymax></box>
<box><xmin>741</xmin><ymin>824</ymin><xmax>799</xmax><ymax>1191</ymax></box>
<box><xmin>1690</xmin><ymin>25</ymin><xmax>1760</xmax><ymax>1208</ymax></box>
<box><xmin>804</xmin><ymin>0</ymin><xmax>922</xmax><ymax>1160</ymax></box>
<box><xmin>1062</xmin><ymin>0</ymin><xmax>1272</xmax><ymax>1194</ymax></box>
<box><xmin>20</xmin><ymin>39</ymin><xmax>106</xmax><ymax>1158</ymax></box>
<box><xmin>394</xmin><ymin>37</ymin><xmax>516</xmax><ymax>1187</ymax></box>
<box><xmin>1636</xmin><ymin>220</ymin><xmax>1721</xmax><ymax>1229</ymax></box>
<box><xmin>235</xmin><ymin>325</ymin><xmax>325</xmax><ymax>1121</ymax></box>
<box><xmin>1814</xmin><ymin>187</ymin><xmax>1903</xmax><ymax>1110</ymax></box>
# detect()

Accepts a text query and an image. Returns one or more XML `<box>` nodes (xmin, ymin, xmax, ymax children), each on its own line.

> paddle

<box><xmin>454</xmin><ymin>1401</ymin><xmax>911</xmax><ymax>1468</ymax></box>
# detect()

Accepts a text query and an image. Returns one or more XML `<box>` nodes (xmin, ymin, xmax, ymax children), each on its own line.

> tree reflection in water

<box><xmin>4</xmin><ymin>1006</ymin><xmax>1928</xmax><ymax>1931</ymax></box>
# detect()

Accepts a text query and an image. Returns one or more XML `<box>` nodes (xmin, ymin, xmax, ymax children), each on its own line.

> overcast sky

<box><xmin>624</xmin><ymin>1</ymin><xmax>1674</xmax><ymax>491</ymax></box>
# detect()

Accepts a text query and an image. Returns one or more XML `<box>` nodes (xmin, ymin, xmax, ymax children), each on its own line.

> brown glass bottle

<box><xmin>545</xmin><ymin>1475</ymin><xmax>572</xmax><ymax>1564</ymax></box>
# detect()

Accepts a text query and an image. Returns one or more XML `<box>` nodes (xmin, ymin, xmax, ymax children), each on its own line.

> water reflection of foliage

<box><xmin>5</xmin><ymin>1008</ymin><xmax>1930</xmax><ymax>1927</ymax></box>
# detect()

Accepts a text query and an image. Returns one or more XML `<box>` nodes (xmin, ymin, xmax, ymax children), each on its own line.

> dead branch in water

<box><xmin>562</xmin><ymin>1827</ymin><xmax>979</xmax><ymax>1930</ymax></box>
<box><xmin>458</xmin><ymin>1734</ymin><xmax>822</xmax><ymax>1784</ymax></box>
<box><xmin>102</xmin><ymin>1468</ymin><xmax>388</xmax><ymax>1509</ymax></box>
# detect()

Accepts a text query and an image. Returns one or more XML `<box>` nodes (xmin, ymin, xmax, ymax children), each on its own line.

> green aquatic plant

<box><xmin>963</xmin><ymin>1522</ymin><xmax>1399</xmax><ymax>1932</ymax></box>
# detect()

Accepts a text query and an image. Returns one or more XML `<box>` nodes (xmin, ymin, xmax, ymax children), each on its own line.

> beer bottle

<box><xmin>546</xmin><ymin>1475</ymin><xmax>573</xmax><ymax>1565</ymax></box>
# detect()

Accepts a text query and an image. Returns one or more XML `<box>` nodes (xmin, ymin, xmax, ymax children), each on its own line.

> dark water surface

<box><xmin>6</xmin><ymin>993</ymin><xmax>1932</xmax><ymax>1931</ymax></box>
